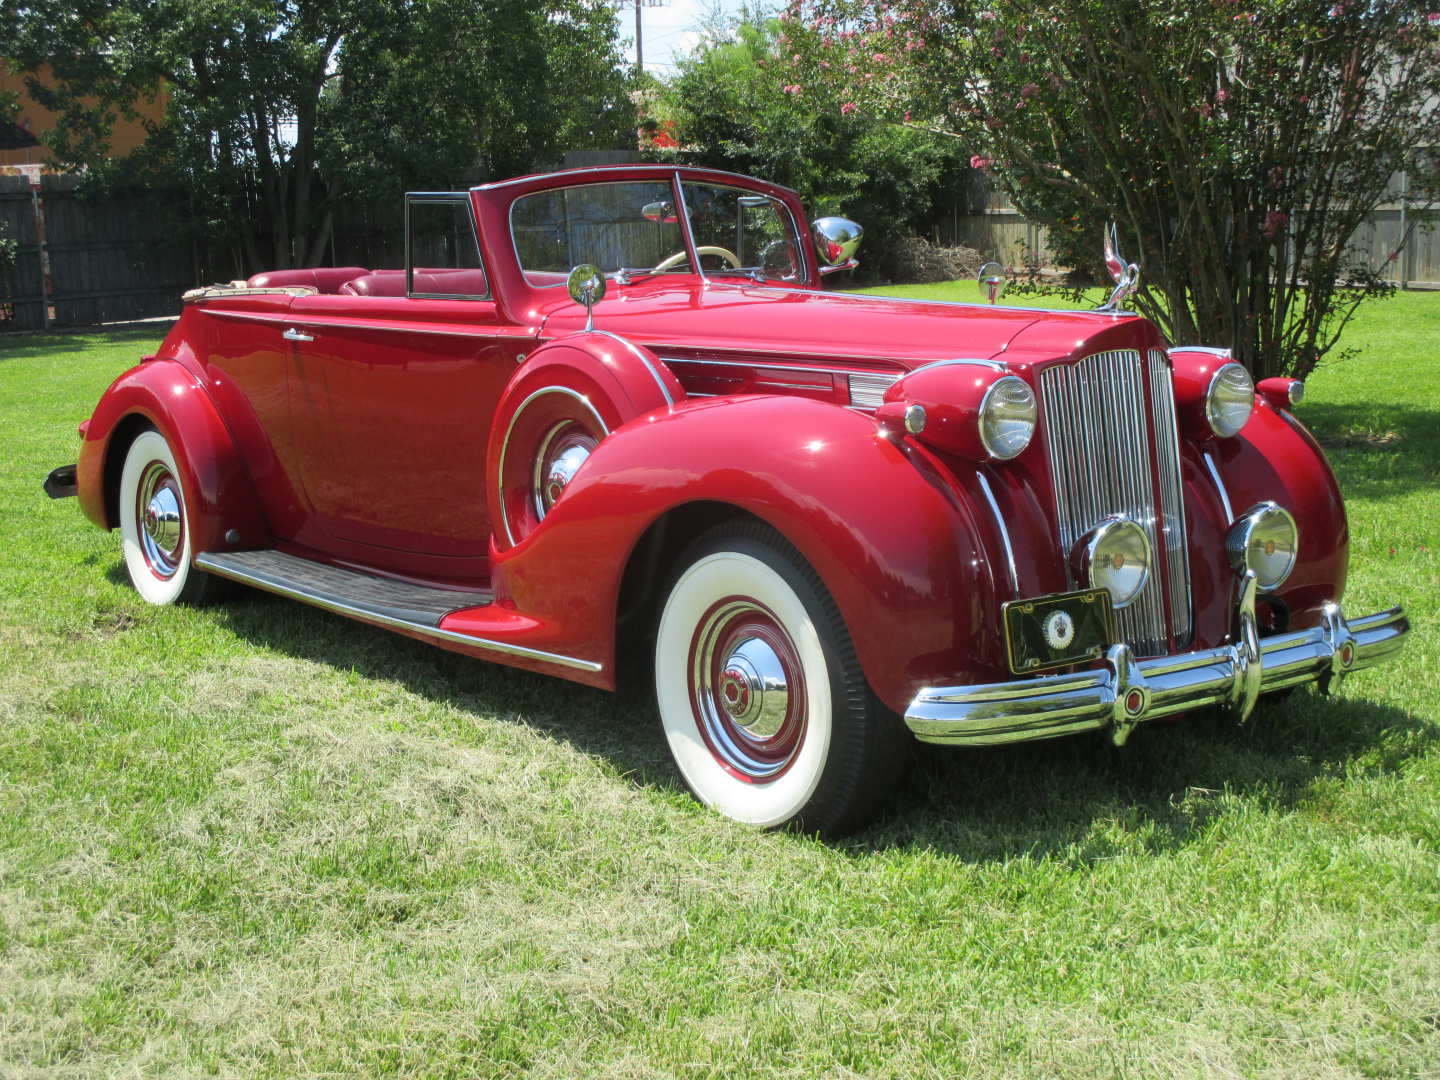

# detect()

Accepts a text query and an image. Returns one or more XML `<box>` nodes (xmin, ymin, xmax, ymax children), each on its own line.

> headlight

<box><xmin>978</xmin><ymin>375</ymin><xmax>1037</xmax><ymax>460</ymax></box>
<box><xmin>1205</xmin><ymin>363</ymin><xmax>1254</xmax><ymax>438</ymax></box>
<box><xmin>1074</xmin><ymin>516</ymin><xmax>1152</xmax><ymax>609</ymax></box>
<box><xmin>1226</xmin><ymin>501</ymin><xmax>1298</xmax><ymax>591</ymax></box>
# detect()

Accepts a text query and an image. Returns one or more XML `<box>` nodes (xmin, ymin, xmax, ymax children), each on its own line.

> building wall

<box><xmin>0</xmin><ymin>62</ymin><xmax>167</xmax><ymax>168</ymax></box>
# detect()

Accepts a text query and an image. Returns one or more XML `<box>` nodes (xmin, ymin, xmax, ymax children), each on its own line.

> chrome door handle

<box><xmin>282</xmin><ymin>328</ymin><xmax>314</xmax><ymax>342</ymax></box>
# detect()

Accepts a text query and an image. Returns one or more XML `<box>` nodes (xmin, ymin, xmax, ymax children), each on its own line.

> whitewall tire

<box><xmin>118</xmin><ymin>429</ymin><xmax>220</xmax><ymax>605</ymax></box>
<box><xmin>655</xmin><ymin>524</ymin><xmax>908</xmax><ymax>835</ymax></box>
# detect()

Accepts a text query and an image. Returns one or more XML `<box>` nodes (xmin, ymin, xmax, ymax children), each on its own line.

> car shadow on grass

<box><xmin>204</xmin><ymin>580</ymin><xmax>1433</xmax><ymax>863</ymax></box>
<box><xmin>1300</xmin><ymin>401</ymin><xmax>1440</xmax><ymax>503</ymax></box>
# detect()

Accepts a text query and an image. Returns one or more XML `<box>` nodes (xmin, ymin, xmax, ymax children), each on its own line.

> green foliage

<box><xmin>657</xmin><ymin>16</ymin><xmax>971</xmax><ymax>278</ymax></box>
<box><xmin>787</xmin><ymin>0</ymin><xmax>1440</xmax><ymax>378</ymax></box>
<box><xmin>0</xmin><ymin>0</ymin><xmax>634</xmax><ymax>273</ymax></box>
<box><xmin>320</xmin><ymin>0</ymin><xmax>635</xmax><ymax>202</ymax></box>
<box><xmin>2</xmin><ymin>296</ymin><xmax>1439</xmax><ymax>1074</ymax></box>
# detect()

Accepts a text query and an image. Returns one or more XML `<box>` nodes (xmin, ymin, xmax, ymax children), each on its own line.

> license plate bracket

<box><xmin>1002</xmin><ymin>588</ymin><xmax>1115</xmax><ymax>674</ymax></box>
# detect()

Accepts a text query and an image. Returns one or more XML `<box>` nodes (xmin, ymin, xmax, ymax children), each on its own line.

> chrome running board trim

<box><xmin>195</xmin><ymin>549</ymin><xmax>602</xmax><ymax>673</ymax></box>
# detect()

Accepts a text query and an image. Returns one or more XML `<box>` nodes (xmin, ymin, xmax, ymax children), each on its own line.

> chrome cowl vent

<box><xmin>1039</xmin><ymin>348</ymin><xmax>1192</xmax><ymax>656</ymax></box>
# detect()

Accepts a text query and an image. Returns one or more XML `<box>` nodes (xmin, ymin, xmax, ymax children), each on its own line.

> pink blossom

<box><xmin>792</xmin><ymin>53</ymin><xmax>802</xmax><ymax>62</ymax></box>
<box><xmin>1262</xmin><ymin>211</ymin><xmax>1289</xmax><ymax>239</ymax></box>
<box><xmin>970</xmin><ymin>154</ymin><xmax>993</xmax><ymax>170</ymax></box>
<box><xmin>903</xmin><ymin>110</ymin><xmax>912</xmax><ymax>121</ymax></box>
<box><xmin>1215</xmin><ymin>88</ymin><xmax>1228</xmax><ymax>102</ymax></box>
<box><xmin>1429</xmin><ymin>13</ymin><xmax>1440</xmax><ymax>27</ymax></box>
<box><xmin>1020</xmin><ymin>82</ymin><xmax>1039</xmax><ymax>98</ymax></box>
<box><xmin>783</xmin><ymin>84</ymin><xmax>802</xmax><ymax>95</ymax></box>
<box><xmin>979</xmin><ymin>9</ymin><xmax>995</xmax><ymax>19</ymax></box>
<box><xmin>841</xmin><ymin>101</ymin><xmax>858</xmax><ymax>114</ymax></box>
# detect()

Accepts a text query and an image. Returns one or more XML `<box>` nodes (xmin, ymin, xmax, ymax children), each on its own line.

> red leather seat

<box><xmin>339</xmin><ymin>268</ymin><xmax>489</xmax><ymax>297</ymax></box>
<box><xmin>246</xmin><ymin>267</ymin><xmax>369</xmax><ymax>293</ymax></box>
<box><xmin>340</xmin><ymin>272</ymin><xmax>409</xmax><ymax>297</ymax></box>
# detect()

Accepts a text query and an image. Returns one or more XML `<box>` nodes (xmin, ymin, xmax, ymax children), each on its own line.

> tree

<box><xmin>657</xmin><ymin>15</ymin><xmax>974</xmax><ymax>275</ymax></box>
<box><xmin>784</xmin><ymin>0</ymin><xmax>1440</xmax><ymax>378</ymax></box>
<box><xmin>1</xmin><ymin>0</ymin><xmax>634</xmax><ymax>273</ymax></box>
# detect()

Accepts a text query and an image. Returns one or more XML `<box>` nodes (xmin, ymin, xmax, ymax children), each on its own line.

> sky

<box><xmin>617</xmin><ymin>0</ymin><xmax>764</xmax><ymax>77</ymax></box>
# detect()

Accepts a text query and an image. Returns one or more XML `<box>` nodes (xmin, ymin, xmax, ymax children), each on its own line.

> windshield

<box><xmin>510</xmin><ymin>178</ymin><xmax>805</xmax><ymax>286</ymax></box>
<box><xmin>680</xmin><ymin>182</ymin><xmax>802</xmax><ymax>282</ymax></box>
<box><xmin>511</xmin><ymin>181</ymin><xmax>691</xmax><ymax>285</ymax></box>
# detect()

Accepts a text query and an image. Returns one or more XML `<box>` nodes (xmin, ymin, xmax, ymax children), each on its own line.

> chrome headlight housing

<box><xmin>1226</xmin><ymin>501</ymin><xmax>1298</xmax><ymax>591</ymax></box>
<box><xmin>1205</xmin><ymin>363</ymin><xmax>1255</xmax><ymax>438</ymax></box>
<box><xmin>979</xmin><ymin>375</ymin><xmax>1037</xmax><ymax>460</ymax></box>
<box><xmin>1074</xmin><ymin>516</ymin><xmax>1152</xmax><ymax>609</ymax></box>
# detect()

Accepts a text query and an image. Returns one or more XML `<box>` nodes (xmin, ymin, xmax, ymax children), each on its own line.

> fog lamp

<box><xmin>1073</xmin><ymin>516</ymin><xmax>1152</xmax><ymax>609</ymax></box>
<box><xmin>1226</xmin><ymin>501</ymin><xmax>1298</xmax><ymax>591</ymax></box>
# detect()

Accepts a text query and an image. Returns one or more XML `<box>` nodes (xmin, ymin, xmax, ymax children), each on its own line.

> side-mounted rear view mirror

<box><xmin>812</xmin><ymin>217</ymin><xmax>863</xmax><ymax>276</ymax></box>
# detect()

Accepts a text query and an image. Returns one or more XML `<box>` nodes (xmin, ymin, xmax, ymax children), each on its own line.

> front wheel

<box><xmin>654</xmin><ymin>524</ymin><xmax>908</xmax><ymax>835</ymax></box>
<box><xmin>118</xmin><ymin>429</ymin><xmax>223</xmax><ymax>605</ymax></box>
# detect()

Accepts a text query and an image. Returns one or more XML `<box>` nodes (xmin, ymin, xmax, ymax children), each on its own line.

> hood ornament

<box><xmin>1096</xmin><ymin>223</ymin><xmax>1140</xmax><ymax>313</ymax></box>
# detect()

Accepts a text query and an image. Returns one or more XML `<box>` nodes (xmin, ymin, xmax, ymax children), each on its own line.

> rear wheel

<box><xmin>118</xmin><ymin>429</ymin><xmax>223</xmax><ymax>605</ymax></box>
<box><xmin>655</xmin><ymin>523</ymin><xmax>908</xmax><ymax>835</ymax></box>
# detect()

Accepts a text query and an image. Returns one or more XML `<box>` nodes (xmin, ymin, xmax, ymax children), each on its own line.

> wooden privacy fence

<box><xmin>0</xmin><ymin>175</ymin><xmax>198</xmax><ymax>331</ymax></box>
<box><xmin>931</xmin><ymin>204</ymin><xmax>1440</xmax><ymax>288</ymax></box>
<box><xmin>4</xmin><ymin>177</ymin><xmax>1438</xmax><ymax>334</ymax></box>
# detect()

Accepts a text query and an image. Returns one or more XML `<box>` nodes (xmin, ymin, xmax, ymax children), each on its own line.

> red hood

<box><xmin>536</xmin><ymin>279</ymin><xmax>1142</xmax><ymax>371</ymax></box>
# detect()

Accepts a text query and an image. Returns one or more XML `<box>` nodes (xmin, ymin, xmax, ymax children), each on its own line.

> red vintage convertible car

<box><xmin>49</xmin><ymin>164</ymin><xmax>1409</xmax><ymax>834</ymax></box>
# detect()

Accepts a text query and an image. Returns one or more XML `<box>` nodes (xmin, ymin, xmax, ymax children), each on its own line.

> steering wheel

<box><xmin>653</xmin><ymin>245</ymin><xmax>742</xmax><ymax>273</ymax></box>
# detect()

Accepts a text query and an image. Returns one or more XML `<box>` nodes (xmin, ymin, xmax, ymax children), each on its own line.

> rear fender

<box><xmin>77</xmin><ymin>359</ymin><xmax>271</xmax><ymax>553</ymax></box>
<box><xmin>488</xmin><ymin>395</ymin><xmax>1000</xmax><ymax>713</ymax></box>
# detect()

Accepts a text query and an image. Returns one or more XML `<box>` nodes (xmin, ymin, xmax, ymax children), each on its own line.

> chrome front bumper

<box><xmin>905</xmin><ymin>573</ymin><xmax>1409</xmax><ymax>748</ymax></box>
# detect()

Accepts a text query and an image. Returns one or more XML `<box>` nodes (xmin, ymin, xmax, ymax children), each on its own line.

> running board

<box><xmin>194</xmin><ymin>549</ymin><xmax>601</xmax><ymax>673</ymax></box>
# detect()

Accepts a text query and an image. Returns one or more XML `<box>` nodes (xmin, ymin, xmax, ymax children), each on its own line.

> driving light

<box><xmin>1205</xmin><ymin>363</ymin><xmax>1254</xmax><ymax>438</ymax></box>
<box><xmin>978</xmin><ymin>376</ymin><xmax>1037</xmax><ymax>460</ymax></box>
<box><xmin>1074</xmin><ymin>516</ymin><xmax>1152</xmax><ymax>609</ymax></box>
<box><xmin>1226</xmin><ymin>501</ymin><xmax>1298</xmax><ymax>591</ymax></box>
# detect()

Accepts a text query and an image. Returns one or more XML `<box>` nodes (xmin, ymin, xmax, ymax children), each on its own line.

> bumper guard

<box><xmin>906</xmin><ymin>572</ymin><xmax>1409</xmax><ymax>747</ymax></box>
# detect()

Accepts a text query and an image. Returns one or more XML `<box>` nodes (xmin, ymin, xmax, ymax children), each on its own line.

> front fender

<box><xmin>489</xmin><ymin>395</ymin><xmax>1002</xmax><ymax>713</ymax></box>
<box><xmin>77</xmin><ymin>359</ymin><xmax>270</xmax><ymax>553</ymax></box>
<box><xmin>1198</xmin><ymin>399</ymin><xmax>1348</xmax><ymax>637</ymax></box>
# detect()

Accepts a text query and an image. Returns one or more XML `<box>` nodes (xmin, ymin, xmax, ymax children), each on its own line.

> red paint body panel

<box><xmin>76</xmin><ymin>353</ymin><xmax>270</xmax><ymax>551</ymax></box>
<box><xmin>68</xmin><ymin>163</ymin><xmax>1356</xmax><ymax>712</ymax></box>
<box><xmin>466</xmin><ymin>395</ymin><xmax>1000</xmax><ymax>712</ymax></box>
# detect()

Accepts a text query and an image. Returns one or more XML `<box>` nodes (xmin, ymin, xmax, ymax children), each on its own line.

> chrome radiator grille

<box><xmin>1038</xmin><ymin>349</ymin><xmax>1192</xmax><ymax>655</ymax></box>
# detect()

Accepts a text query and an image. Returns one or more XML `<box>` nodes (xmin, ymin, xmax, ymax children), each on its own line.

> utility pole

<box><xmin>634</xmin><ymin>0</ymin><xmax>643</xmax><ymax>73</ymax></box>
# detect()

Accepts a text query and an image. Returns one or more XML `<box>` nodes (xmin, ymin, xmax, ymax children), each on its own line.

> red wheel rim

<box><xmin>135</xmin><ymin>461</ymin><xmax>184</xmax><ymax>580</ymax></box>
<box><xmin>687</xmin><ymin>597</ymin><xmax>808</xmax><ymax>782</ymax></box>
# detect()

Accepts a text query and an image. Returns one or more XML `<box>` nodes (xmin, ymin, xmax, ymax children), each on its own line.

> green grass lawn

<box><xmin>1</xmin><ymin>296</ymin><xmax>1437</xmax><ymax>1078</ymax></box>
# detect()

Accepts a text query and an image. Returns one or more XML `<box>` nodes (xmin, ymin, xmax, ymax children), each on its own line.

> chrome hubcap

<box><xmin>533</xmin><ymin>424</ymin><xmax>597</xmax><ymax>521</ymax></box>
<box><xmin>717</xmin><ymin>637</ymin><xmax>789</xmax><ymax>738</ymax></box>
<box><xmin>690</xmin><ymin>599</ymin><xmax>806</xmax><ymax>781</ymax></box>
<box><xmin>136</xmin><ymin>463</ymin><xmax>183</xmax><ymax>578</ymax></box>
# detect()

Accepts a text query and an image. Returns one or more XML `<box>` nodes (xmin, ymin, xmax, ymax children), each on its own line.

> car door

<box><xmin>281</xmin><ymin>196</ymin><xmax>530</xmax><ymax>578</ymax></box>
